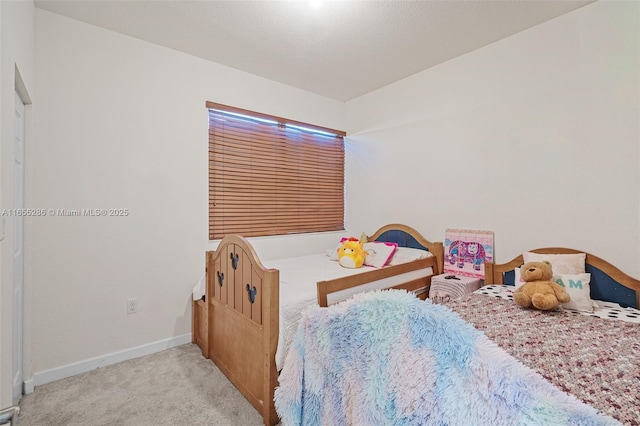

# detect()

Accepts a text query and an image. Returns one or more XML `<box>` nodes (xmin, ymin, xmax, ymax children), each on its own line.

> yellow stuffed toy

<box><xmin>338</xmin><ymin>237</ymin><xmax>365</xmax><ymax>269</ymax></box>
<box><xmin>514</xmin><ymin>260</ymin><xmax>570</xmax><ymax>310</ymax></box>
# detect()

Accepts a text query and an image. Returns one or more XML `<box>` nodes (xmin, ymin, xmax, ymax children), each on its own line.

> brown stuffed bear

<box><xmin>514</xmin><ymin>260</ymin><xmax>570</xmax><ymax>310</ymax></box>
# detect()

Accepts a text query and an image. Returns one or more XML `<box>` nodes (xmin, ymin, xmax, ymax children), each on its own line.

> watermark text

<box><xmin>1</xmin><ymin>208</ymin><xmax>129</xmax><ymax>217</ymax></box>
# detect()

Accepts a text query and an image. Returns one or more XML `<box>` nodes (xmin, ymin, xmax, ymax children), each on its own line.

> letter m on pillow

<box><xmin>556</xmin><ymin>278</ymin><xmax>583</xmax><ymax>289</ymax></box>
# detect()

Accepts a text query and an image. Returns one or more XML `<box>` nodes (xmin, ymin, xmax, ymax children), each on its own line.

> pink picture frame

<box><xmin>444</xmin><ymin>229</ymin><xmax>494</xmax><ymax>279</ymax></box>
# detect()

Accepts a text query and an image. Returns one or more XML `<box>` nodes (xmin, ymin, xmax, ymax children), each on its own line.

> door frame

<box><xmin>12</xmin><ymin>91</ymin><xmax>25</xmax><ymax>404</ymax></box>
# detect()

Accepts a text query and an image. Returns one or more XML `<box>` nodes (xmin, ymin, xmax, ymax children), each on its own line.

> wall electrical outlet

<box><xmin>126</xmin><ymin>298</ymin><xmax>138</xmax><ymax>314</ymax></box>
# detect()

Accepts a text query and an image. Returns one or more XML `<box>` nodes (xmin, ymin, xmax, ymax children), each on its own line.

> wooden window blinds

<box><xmin>208</xmin><ymin>102</ymin><xmax>346</xmax><ymax>240</ymax></box>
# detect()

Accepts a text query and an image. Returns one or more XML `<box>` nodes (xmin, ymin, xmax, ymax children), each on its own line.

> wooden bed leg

<box><xmin>484</xmin><ymin>261</ymin><xmax>495</xmax><ymax>285</ymax></box>
<box><xmin>263</xmin><ymin>362</ymin><xmax>278</xmax><ymax>426</ymax></box>
<box><xmin>192</xmin><ymin>297</ymin><xmax>209</xmax><ymax>358</ymax></box>
<box><xmin>192</xmin><ymin>255</ymin><xmax>210</xmax><ymax>358</ymax></box>
<box><xmin>263</xmin><ymin>265</ymin><xmax>280</xmax><ymax>426</ymax></box>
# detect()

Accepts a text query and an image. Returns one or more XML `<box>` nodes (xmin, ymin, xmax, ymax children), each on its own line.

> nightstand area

<box><xmin>429</xmin><ymin>274</ymin><xmax>482</xmax><ymax>303</ymax></box>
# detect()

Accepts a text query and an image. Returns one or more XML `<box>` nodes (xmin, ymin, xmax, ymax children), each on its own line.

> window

<box><xmin>207</xmin><ymin>102</ymin><xmax>345</xmax><ymax>239</ymax></box>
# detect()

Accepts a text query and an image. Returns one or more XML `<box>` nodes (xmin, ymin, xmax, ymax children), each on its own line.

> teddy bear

<box><xmin>514</xmin><ymin>260</ymin><xmax>570</xmax><ymax>310</ymax></box>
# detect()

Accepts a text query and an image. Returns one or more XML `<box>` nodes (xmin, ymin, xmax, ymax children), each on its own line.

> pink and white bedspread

<box><xmin>445</xmin><ymin>290</ymin><xmax>640</xmax><ymax>425</ymax></box>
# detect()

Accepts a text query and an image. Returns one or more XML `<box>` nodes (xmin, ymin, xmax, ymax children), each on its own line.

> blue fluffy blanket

<box><xmin>274</xmin><ymin>290</ymin><xmax>619</xmax><ymax>426</ymax></box>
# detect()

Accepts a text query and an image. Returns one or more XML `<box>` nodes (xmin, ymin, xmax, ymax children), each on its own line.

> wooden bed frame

<box><xmin>484</xmin><ymin>247</ymin><xmax>640</xmax><ymax>308</ymax></box>
<box><xmin>192</xmin><ymin>224</ymin><xmax>443</xmax><ymax>426</ymax></box>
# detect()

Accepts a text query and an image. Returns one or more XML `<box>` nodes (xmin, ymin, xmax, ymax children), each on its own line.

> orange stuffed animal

<box><xmin>338</xmin><ymin>237</ymin><xmax>365</xmax><ymax>269</ymax></box>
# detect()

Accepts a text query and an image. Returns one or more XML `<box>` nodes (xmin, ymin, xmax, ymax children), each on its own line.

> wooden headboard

<box><xmin>368</xmin><ymin>223</ymin><xmax>444</xmax><ymax>274</ymax></box>
<box><xmin>484</xmin><ymin>248</ymin><xmax>640</xmax><ymax>309</ymax></box>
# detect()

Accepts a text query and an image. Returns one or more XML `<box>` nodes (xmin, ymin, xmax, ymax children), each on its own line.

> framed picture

<box><xmin>444</xmin><ymin>229</ymin><xmax>494</xmax><ymax>279</ymax></box>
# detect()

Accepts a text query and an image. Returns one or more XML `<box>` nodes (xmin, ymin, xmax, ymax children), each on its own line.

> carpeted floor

<box><xmin>17</xmin><ymin>344</ymin><xmax>264</xmax><ymax>426</ymax></box>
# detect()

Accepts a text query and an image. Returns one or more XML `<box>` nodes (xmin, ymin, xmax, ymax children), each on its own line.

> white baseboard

<box><xmin>24</xmin><ymin>378</ymin><xmax>34</xmax><ymax>394</ymax></box>
<box><xmin>23</xmin><ymin>333</ymin><xmax>192</xmax><ymax>394</ymax></box>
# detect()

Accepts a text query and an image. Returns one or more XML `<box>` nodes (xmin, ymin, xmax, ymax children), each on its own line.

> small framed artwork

<box><xmin>444</xmin><ymin>229</ymin><xmax>494</xmax><ymax>279</ymax></box>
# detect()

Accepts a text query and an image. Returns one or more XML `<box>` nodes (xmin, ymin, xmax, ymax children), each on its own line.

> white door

<box><xmin>13</xmin><ymin>92</ymin><xmax>25</xmax><ymax>404</ymax></box>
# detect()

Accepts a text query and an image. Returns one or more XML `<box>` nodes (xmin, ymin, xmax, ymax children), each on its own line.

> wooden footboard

<box><xmin>206</xmin><ymin>235</ymin><xmax>279</xmax><ymax>426</ymax></box>
<box><xmin>195</xmin><ymin>225</ymin><xmax>444</xmax><ymax>426</ymax></box>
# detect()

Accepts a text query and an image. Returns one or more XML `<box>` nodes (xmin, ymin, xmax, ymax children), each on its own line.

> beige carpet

<box><xmin>18</xmin><ymin>344</ymin><xmax>264</xmax><ymax>425</ymax></box>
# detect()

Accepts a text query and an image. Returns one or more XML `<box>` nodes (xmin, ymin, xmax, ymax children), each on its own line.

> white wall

<box><xmin>32</xmin><ymin>9</ymin><xmax>344</xmax><ymax>374</ymax></box>
<box><xmin>0</xmin><ymin>0</ymin><xmax>35</xmax><ymax>408</ymax></box>
<box><xmin>345</xmin><ymin>0</ymin><xmax>639</xmax><ymax>277</ymax></box>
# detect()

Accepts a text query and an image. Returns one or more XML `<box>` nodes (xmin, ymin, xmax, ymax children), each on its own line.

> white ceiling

<box><xmin>34</xmin><ymin>0</ymin><xmax>595</xmax><ymax>102</ymax></box>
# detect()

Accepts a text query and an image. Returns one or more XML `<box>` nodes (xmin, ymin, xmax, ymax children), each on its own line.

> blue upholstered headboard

<box><xmin>374</xmin><ymin>230</ymin><xmax>429</xmax><ymax>250</ymax></box>
<box><xmin>502</xmin><ymin>266</ymin><xmax>637</xmax><ymax>308</ymax></box>
<box><xmin>487</xmin><ymin>249</ymin><xmax>639</xmax><ymax>309</ymax></box>
<box><xmin>367</xmin><ymin>224</ymin><xmax>444</xmax><ymax>275</ymax></box>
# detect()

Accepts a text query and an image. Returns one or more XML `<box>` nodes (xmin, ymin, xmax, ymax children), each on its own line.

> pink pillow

<box><xmin>363</xmin><ymin>242</ymin><xmax>397</xmax><ymax>268</ymax></box>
